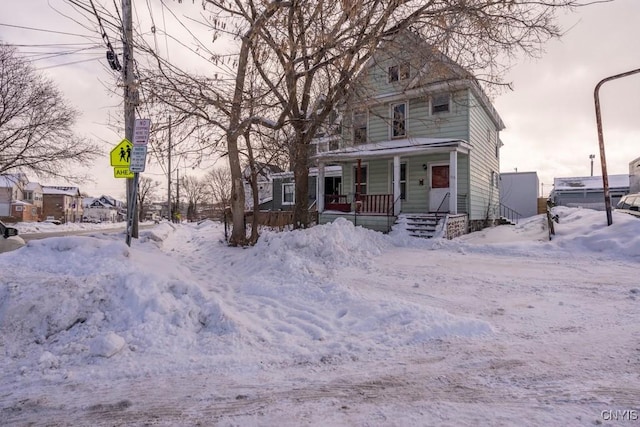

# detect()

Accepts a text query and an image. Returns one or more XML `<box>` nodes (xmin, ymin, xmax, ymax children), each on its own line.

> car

<box><xmin>43</xmin><ymin>216</ymin><xmax>62</xmax><ymax>225</ymax></box>
<box><xmin>615</xmin><ymin>193</ymin><xmax>640</xmax><ymax>218</ymax></box>
<box><xmin>0</xmin><ymin>220</ymin><xmax>25</xmax><ymax>253</ymax></box>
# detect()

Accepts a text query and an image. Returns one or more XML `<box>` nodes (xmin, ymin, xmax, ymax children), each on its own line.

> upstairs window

<box><xmin>353</xmin><ymin>110</ymin><xmax>368</xmax><ymax>144</ymax></box>
<box><xmin>388</xmin><ymin>62</ymin><xmax>410</xmax><ymax>83</ymax></box>
<box><xmin>432</xmin><ymin>93</ymin><xmax>450</xmax><ymax>114</ymax></box>
<box><xmin>282</xmin><ymin>183</ymin><xmax>295</xmax><ymax>205</ymax></box>
<box><xmin>391</xmin><ymin>102</ymin><xmax>407</xmax><ymax>138</ymax></box>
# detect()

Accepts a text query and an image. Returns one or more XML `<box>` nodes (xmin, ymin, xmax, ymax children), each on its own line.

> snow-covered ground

<box><xmin>1</xmin><ymin>207</ymin><xmax>639</xmax><ymax>426</ymax></box>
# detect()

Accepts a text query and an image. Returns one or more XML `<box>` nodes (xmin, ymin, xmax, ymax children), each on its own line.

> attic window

<box><xmin>388</xmin><ymin>62</ymin><xmax>410</xmax><ymax>83</ymax></box>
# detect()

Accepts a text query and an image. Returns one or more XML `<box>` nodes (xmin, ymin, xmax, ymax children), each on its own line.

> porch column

<box><xmin>318</xmin><ymin>162</ymin><xmax>325</xmax><ymax>212</ymax></box>
<box><xmin>393</xmin><ymin>155</ymin><xmax>401</xmax><ymax>215</ymax></box>
<box><xmin>449</xmin><ymin>150</ymin><xmax>458</xmax><ymax>214</ymax></box>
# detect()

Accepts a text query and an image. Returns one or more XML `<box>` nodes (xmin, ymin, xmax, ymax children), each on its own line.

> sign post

<box><xmin>124</xmin><ymin>119</ymin><xmax>151</xmax><ymax>246</ymax></box>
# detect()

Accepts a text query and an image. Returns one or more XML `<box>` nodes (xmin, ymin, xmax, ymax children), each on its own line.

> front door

<box><xmin>428</xmin><ymin>163</ymin><xmax>450</xmax><ymax>212</ymax></box>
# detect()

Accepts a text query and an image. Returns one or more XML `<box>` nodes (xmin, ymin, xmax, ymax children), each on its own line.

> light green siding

<box><xmin>467</xmin><ymin>91</ymin><xmax>501</xmax><ymax>222</ymax></box>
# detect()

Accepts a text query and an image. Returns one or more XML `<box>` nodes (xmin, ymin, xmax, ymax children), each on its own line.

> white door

<box><xmin>428</xmin><ymin>163</ymin><xmax>450</xmax><ymax>212</ymax></box>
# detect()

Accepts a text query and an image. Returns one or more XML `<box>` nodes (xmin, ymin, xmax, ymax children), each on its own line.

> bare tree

<box><xmin>181</xmin><ymin>174</ymin><xmax>207</xmax><ymax>221</ymax></box>
<box><xmin>70</xmin><ymin>0</ymin><xmax>587</xmax><ymax>239</ymax></box>
<box><xmin>0</xmin><ymin>43</ymin><xmax>100</xmax><ymax>180</ymax></box>
<box><xmin>205</xmin><ymin>166</ymin><xmax>232</xmax><ymax>208</ymax></box>
<box><xmin>137</xmin><ymin>176</ymin><xmax>161</xmax><ymax>221</ymax></box>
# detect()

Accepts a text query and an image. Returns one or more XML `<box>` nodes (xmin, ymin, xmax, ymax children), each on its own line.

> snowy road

<box><xmin>1</xmin><ymin>211</ymin><xmax>639</xmax><ymax>426</ymax></box>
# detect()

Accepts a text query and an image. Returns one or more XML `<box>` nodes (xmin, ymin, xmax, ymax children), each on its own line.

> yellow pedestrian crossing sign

<box><xmin>110</xmin><ymin>139</ymin><xmax>132</xmax><ymax>167</ymax></box>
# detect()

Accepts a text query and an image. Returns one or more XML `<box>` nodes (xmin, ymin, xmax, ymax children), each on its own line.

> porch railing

<box><xmin>324</xmin><ymin>193</ymin><xmax>394</xmax><ymax>215</ymax></box>
<box><xmin>355</xmin><ymin>193</ymin><xmax>393</xmax><ymax>215</ymax></box>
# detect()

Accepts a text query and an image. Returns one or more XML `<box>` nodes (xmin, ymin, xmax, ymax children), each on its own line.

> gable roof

<box><xmin>345</xmin><ymin>29</ymin><xmax>504</xmax><ymax>131</ymax></box>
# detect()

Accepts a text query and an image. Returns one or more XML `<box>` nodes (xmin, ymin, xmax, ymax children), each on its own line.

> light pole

<box><xmin>589</xmin><ymin>154</ymin><xmax>595</xmax><ymax>177</ymax></box>
<box><xmin>594</xmin><ymin>67</ymin><xmax>640</xmax><ymax>226</ymax></box>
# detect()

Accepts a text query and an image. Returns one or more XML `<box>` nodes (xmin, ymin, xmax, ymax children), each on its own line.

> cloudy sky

<box><xmin>1</xmin><ymin>0</ymin><xmax>638</xmax><ymax>199</ymax></box>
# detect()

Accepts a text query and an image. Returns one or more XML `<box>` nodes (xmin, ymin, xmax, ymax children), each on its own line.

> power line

<box><xmin>35</xmin><ymin>56</ymin><xmax>103</xmax><ymax>70</ymax></box>
<box><xmin>0</xmin><ymin>22</ymin><xmax>100</xmax><ymax>39</ymax></box>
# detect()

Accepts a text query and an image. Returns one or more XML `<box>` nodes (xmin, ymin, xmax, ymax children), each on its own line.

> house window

<box><xmin>391</xmin><ymin>102</ymin><xmax>406</xmax><ymax>138</ymax></box>
<box><xmin>15</xmin><ymin>206</ymin><xmax>23</xmax><ymax>212</ymax></box>
<box><xmin>432</xmin><ymin>93</ymin><xmax>450</xmax><ymax>114</ymax></box>
<box><xmin>353</xmin><ymin>164</ymin><xmax>368</xmax><ymax>195</ymax></box>
<box><xmin>491</xmin><ymin>171</ymin><xmax>500</xmax><ymax>188</ymax></box>
<box><xmin>353</xmin><ymin>110</ymin><xmax>367</xmax><ymax>144</ymax></box>
<box><xmin>325</xmin><ymin>176</ymin><xmax>342</xmax><ymax>195</ymax></box>
<box><xmin>388</xmin><ymin>62</ymin><xmax>410</xmax><ymax>83</ymax></box>
<box><xmin>32</xmin><ymin>207</ymin><xmax>37</xmax><ymax>214</ymax></box>
<box><xmin>390</xmin><ymin>162</ymin><xmax>407</xmax><ymax>200</ymax></box>
<box><xmin>282</xmin><ymin>183</ymin><xmax>295</xmax><ymax>205</ymax></box>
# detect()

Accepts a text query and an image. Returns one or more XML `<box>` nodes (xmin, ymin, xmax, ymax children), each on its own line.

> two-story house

<box><xmin>0</xmin><ymin>174</ymin><xmax>33</xmax><ymax>220</ymax></box>
<box><xmin>312</xmin><ymin>30</ymin><xmax>505</xmax><ymax>236</ymax></box>
<box><xmin>42</xmin><ymin>186</ymin><xmax>83</xmax><ymax>223</ymax></box>
<box><xmin>82</xmin><ymin>195</ymin><xmax>122</xmax><ymax>222</ymax></box>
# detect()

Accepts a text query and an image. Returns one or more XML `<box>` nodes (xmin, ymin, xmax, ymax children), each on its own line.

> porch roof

<box><xmin>312</xmin><ymin>138</ymin><xmax>470</xmax><ymax>162</ymax></box>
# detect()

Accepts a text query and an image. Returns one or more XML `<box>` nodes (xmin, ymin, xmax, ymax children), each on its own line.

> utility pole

<box><xmin>122</xmin><ymin>0</ymin><xmax>139</xmax><ymax>244</ymax></box>
<box><xmin>176</xmin><ymin>167</ymin><xmax>180</xmax><ymax>221</ymax></box>
<box><xmin>167</xmin><ymin>116</ymin><xmax>172</xmax><ymax>220</ymax></box>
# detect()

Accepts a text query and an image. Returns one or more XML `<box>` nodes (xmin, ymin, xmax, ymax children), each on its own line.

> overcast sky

<box><xmin>1</xmin><ymin>0</ymin><xmax>639</xmax><ymax>199</ymax></box>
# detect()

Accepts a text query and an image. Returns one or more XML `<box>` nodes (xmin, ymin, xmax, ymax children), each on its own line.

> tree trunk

<box><xmin>293</xmin><ymin>135</ymin><xmax>310</xmax><ymax>229</ymax></box>
<box><xmin>227</xmin><ymin>132</ymin><xmax>248</xmax><ymax>246</ymax></box>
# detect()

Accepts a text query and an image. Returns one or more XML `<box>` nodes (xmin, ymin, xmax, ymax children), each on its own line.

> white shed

<box><xmin>499</xmin><ymin>171</ymin><xmax>539</xmax><ymax>218</ymax></box>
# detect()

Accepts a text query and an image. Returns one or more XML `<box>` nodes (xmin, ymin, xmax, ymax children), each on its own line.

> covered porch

<box><xmin>313</xmin><ymin>138</ymin><xmax>471</xmax><ymax>232</ymax></box>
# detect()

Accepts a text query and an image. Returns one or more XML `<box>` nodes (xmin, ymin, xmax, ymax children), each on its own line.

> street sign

<box><xmin>133</xmin><ymin>119</ymin><xmax>151</xmax><ymax>145</ymax></box>
<box><xmin>129</xmin><ymin>145</ymin><xmax>147</xmax><ymax>172</ymax></box>
<box><xmin>110</xmin><ymin>139</ymin><xmax>132</xmax><ymax>167</ymax></box>
<box><xmin>114</xmin><ymin>167</ymin><xmax>134</xmax><ymax>179</ymax></box>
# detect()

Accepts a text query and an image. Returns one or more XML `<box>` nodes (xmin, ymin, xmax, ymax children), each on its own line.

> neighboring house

<box><xmin>499</xmin><ymin>171</ymin><xmax>540</xmax><ymax>219</ymax></box>
<box><xmin>42</xmin><ymin>186</ymin><xmax>84</xmax><ymax>223</ymax></box>
<box><xmin>629</xmin><ymin>156</ymin><xmax>640</xmax><ymax>194</ymax></box>
<box><xmin>271</xmin><ymin>166</ymin><xmax>342</xmax><ymax>211</ymax></box>
<box><xmin>23</xmin><ymin>182</ymin><xmax>44</xmax><ymax>220</ymax></box>
<box><xmin>243</xmin><ymin>163</ymin><xmax>284</xmax><ymax>210</ymax></box>
<box><xmin>312</xmin><ymin>30</ymin><xmax>505</xmax><ymax>235</ymax></box>
<box><xmin>0</xmin><ymin>174</ymin><xmax>29</xmax><ymax>219</ymax></box>
<box><xmin>549</xmin><ymin>175</ymin><xmax>629</xmax><ymax>210</ymax></box>
<box><xmin>82</xmin><ymin>195</ymin><xmax>122</xmax><ymax>222</ymax></box>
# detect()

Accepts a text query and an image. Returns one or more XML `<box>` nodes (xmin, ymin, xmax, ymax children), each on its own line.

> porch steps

<box><xmin>394</xmin><ymin>213</ymin><xmax>442</xmax><ymax>239</ymax></box>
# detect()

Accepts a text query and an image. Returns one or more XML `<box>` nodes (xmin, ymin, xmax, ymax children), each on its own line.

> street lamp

<box><xmin>589</xmin><ymin>154</ymin><xmax>595</xmax><ymax>177</ymax></box>
<box><xmin>594</xmin><ymin>67</ymin><xmax>640</xmax><ymax>226</ymax></box>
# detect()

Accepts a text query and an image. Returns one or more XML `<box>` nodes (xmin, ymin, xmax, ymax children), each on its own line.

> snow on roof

<box><xmin>42</xmin><ymin>186</ymin><xmax>80</xmax><ymax>196</ymax></box>
<box><xmin>25</xmin><ymin>182</ymin><xmax>42</xmax><ymax>191</ymax></box>
<box><xmin>313</xmin><ymin>138</ymin><xmax>467</xmax><ymax>161</ymax></box>
<box><xmin>553</xmin><ymin>174</ymin><xmax>629</xmax><ymax>191</ymax></box>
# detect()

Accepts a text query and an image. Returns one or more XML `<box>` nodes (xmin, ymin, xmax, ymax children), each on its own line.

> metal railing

<box><xmin>499</xmin><ymin>204</ymin><xmax>522</xmax><ymax>225</ymax></box>
<box><xmin>434</xmin><ymin>192</ymin><xmax>450</xmax><ymax>219</ymax></box>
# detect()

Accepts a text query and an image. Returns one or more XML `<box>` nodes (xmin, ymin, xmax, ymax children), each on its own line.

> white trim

<box><xmin>389</xmin><ymin>101</ymin><xmax>408</xmax><ymax>139</ymax></box>
<box><xmin>282</xmin><ymin>182</ymin><xmax>295</xmax><ymax>205</ymax></box>
<box><xmin>388</xmin><ymin>160</ymin><xmax>407</xmax><ymax>201</ymax></box>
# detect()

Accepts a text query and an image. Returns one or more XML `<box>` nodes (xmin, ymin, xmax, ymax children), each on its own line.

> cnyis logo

<box><xmin>601</xmin><ymin>410</ymin><xmax>638</xmax><ymax>421</ymax></box>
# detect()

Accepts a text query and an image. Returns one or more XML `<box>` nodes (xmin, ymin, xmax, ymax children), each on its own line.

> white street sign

<box><xmin>129</xmin><ymin>145</ymin><xmax>147</xmax><ymax>172</ymax></box>
<box><xmin>133</xmin><ymin>119</ymin><xmax>151</xmax><ymax>145</ymax></box>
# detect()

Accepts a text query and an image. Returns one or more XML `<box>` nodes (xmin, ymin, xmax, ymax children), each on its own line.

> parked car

<box><xmin>615</xmin><ymin>193</ymin><xmax>640</xmax><ymax>218</ymax></box>
<box><xmin>0</xmin><ymin>220</ymin><xmax>25</xmax><ymax>253</ymax></box>
<box><xmin>43</xmin><ymin>216</ymin><xmax>62</xmax><ymax>225</ymax></box>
